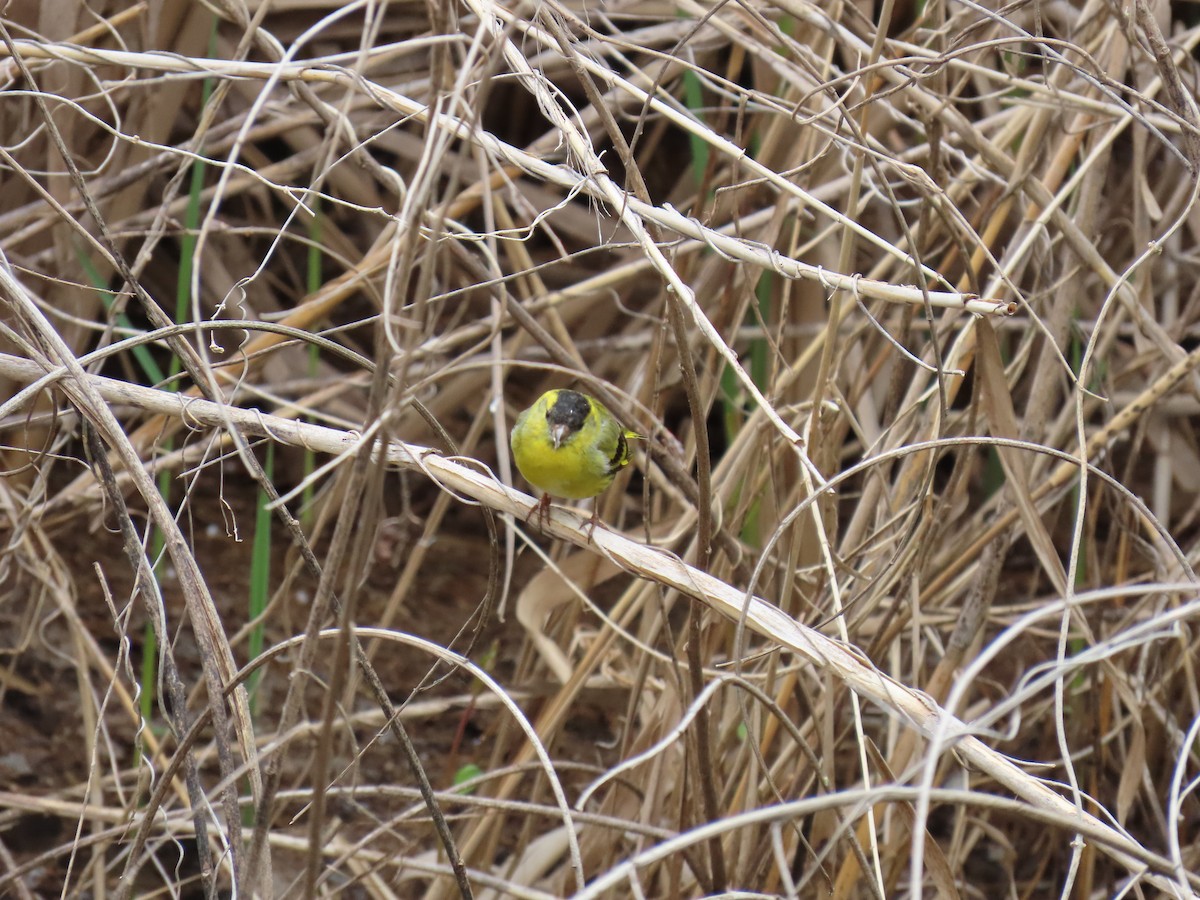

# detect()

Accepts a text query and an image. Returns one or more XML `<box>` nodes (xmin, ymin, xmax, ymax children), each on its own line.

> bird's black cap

<box><xmin>547</xmin><ymin>390</ymin><xmax>590</xmax><ymax>432</ymax></box>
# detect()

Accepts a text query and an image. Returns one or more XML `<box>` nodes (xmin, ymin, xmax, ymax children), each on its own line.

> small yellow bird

<box><xmin>510</xmin><ymin>388</ymin><xmax>638</xmax><ymax>534</ymax></box>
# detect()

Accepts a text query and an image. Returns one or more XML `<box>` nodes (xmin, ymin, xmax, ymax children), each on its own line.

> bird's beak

<box><xmin>551</xmin><ymin>423</ymin><xmax>570</xmax><ymax>449</ymax></box>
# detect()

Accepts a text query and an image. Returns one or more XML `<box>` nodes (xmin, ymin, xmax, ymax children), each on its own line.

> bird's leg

<box><xmin>584</xmin><ymin>506</ymin><xmax>602</xmax><ymax>543</ymax></box>
<box><xmin>525</xmin><ymin>493</ymin><xmax>553</xmax><ymax>531</ymax></box>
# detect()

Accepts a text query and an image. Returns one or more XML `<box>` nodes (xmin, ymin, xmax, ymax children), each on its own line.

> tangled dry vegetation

<box><xmin>2</xmin><ymin>0</ymin><xmax>1200</xmax><ymax>896</ymax></box>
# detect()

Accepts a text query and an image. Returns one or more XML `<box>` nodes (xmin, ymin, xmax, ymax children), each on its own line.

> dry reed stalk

<box><xmin>1</xmin><ymin>0</ymin><xmax>1199</xmax><ymax>897</ymax></box>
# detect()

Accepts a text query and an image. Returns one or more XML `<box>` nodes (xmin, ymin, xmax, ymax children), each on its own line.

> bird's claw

<box><xmin>525</xmin><ymin>493</ymin><xmax>553</xmax><ymax>532</ymax></box>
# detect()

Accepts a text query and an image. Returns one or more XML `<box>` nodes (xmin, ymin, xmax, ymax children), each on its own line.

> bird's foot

<box><xmin>584</xmin><ymin>507</ymin><xmax>603</xmax><ymax>544</ymax></box>
<box><xmin>525</xmin><ymin>493</ymin><xmax>553</xmax><ymax>532</ymax></box>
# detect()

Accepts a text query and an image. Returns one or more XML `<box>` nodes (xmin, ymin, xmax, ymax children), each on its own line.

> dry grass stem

<box><xmin>2</xmin><ymin>1</ymin><xmax>1200</xmax><ymax>898</ymax></box>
